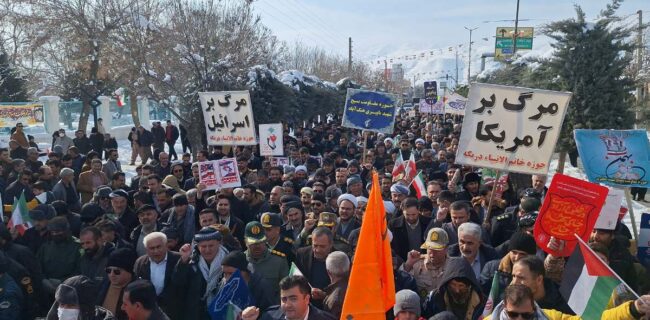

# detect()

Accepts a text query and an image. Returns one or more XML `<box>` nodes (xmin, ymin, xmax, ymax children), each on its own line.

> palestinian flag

<box><xmin>392</xmin><ymin>150</ymin><xmax>405</xmax><ymax>178</ymax></box>
<box><xmin>7</xmin><ymin>192</ymin><xmax>31</xmax><ymax>236</ymax></box>
<box><xmin>289</xmin><ymin>262</ymin><xmax>304</xmax><ymax>277</ymax></box>
<box><xmin>412</xmin><ymin>171</ymin><xmax>426</xmax><ymax>199</ymax></box>
<box><xmin>481</xmin><ymin>271</ymin><xmax>501</xmax><ymax>319</ymax></box>
<box><xmin>225</xmin><ymin>301</ymin><xmax>242</xmax><ymax>320</ymax></box>
<box><xmin>560</xmin><ymin>239</ymin><xmax>621</xmax><ymax>319</ymax></box>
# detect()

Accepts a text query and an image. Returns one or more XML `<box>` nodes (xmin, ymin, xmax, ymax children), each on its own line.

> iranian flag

<box><xmin>411</xmin><ymin>171</ymin><xmax>426</xmax><ymax>199</ymax></box>
<box><xmin>392</xmin><ymin>150</ymin><xmax>405</xmax><ymax>178</ymax></box>
<box><xmin>404</xmin><ymin>152</ymin><xmax>417</xmax><ymax>181</ymax></box>
<box><xmin>113</xmin><ymin>88</ymin><xmax>126</xmax><ymax>107</ymax></box>
<box><xmin>7</xmin><ymin>192</ymin><xmax>31</xmax><ymax>236</ymax></box>
<box><xmin>560</xmin><ymin>237</ymin><xmax>621</xmax><ymax>319</ymax></box>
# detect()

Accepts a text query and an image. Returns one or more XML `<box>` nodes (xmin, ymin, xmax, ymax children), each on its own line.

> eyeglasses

<box><xmin>105</xmin><ymin>267</ymin><xmax>122</xmax><ymax>275</ymax></box>
<box><xmin>16</xmin><ymin>125</ymin><xmax>23</xmax><ymax>128</ymax></box>
<box><xmin>506</xmin><ymin>311</ymin><xmax>535</xmax><ymax>319</ymax></box>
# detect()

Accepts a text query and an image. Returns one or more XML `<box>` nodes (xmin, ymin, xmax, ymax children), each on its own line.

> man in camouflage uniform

<box><xmin>244</xmin><ymin>221</ymin><xmax>289</xmax><ymax>304</ymax></box>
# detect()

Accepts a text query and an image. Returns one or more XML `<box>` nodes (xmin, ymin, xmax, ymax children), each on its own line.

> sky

<box><xmin>251</xmin><ymin>0</ymin><xmax>648</xmax><ymax>62</ymax></box>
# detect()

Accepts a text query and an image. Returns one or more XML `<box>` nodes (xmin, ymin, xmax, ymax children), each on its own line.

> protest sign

<box><xmin>456</xmin><ymin>83</ymin><xmax>571</xmax><ymax>175</ymax></box>
<box><xmin>423</xmin><ymin>81</ymin><xmax>438</xmax><ymax>104</ymax></box>
<box><xmin>594</xmin><ymin>187</ymin><xmax>624</xmax><ymax>230</ymax></box>
<box><xmin>431</xmin><ymin>99</ymin><xmax>445</xmax><ymax>115</ymax></box>
<box><xmin>0</xmin><ymin>104</ymin><xmax>44</xmax><ymax>127</ymax></box>
<box><xmin>259</xmin><ymin>123</ymin><xmax>284</xmax><ymax>156</ymax></box>
<box><xmin>419</xmin><ymin>99</ymin><xmax>432</xmax><ymax>114</ymax></box>
<box><xmin>270</xmin><ymin>157</ymin><xmax>290</xmax><ymax>167</ymax></box>
<box><xmin>574</xmin><ymin>129</ymin><xmax>650</xmax><ymax>188</ymax></box>
<box><xmin>341</xmin><ymin>89</ymin><xmax>397</xmax><ymax>134</ymax></box>
<box><xmin>199</xmin><ymin>91</ymin><xmax>256</xmax><ymax>145</ymax></box>
<box><xmin>197</xmin><ymin>158</ymin><xmax>242</xmax><ymax>191</ymax></box>
<box><xmin>198</xmin><ymin>161</ymin><xmax>219</xmax><ymax>191</ymax></box>
<box><xmin>638</xmin><ymin>213</ymin><xmax>650</xmax><ymax>266</ymax></box>
<box><xmin>444</xmin><ymin>93</ymin><xmax>467</xmax><ymax>115</ymax></box>
<box><xmin>534</xmin><ymin>174</ymin><xmax>608</xmax><ymax>257</ymax></box>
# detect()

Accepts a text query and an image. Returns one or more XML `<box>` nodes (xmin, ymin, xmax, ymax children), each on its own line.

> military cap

<box><xmin>421</xmin><ymin>228</ymin><xmax>449</xmax><ymax>250</ymax></box>
<box><xmin>317</xmin><ymin>212</ymin><xmax>338</xmax><ymax>228</ymax></box>
<box><xmin>260</xmin><ymin>213</ymin><xmax>283</xmax><ymax>228</ymax></box>
<box><xmin>245</xmin><ymin>221</ymin><xmax>267</xmax><ymax>245</ymax></box>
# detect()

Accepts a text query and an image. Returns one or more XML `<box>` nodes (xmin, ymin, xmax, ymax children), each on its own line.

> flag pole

<box><xmin>485</xmin><ymin>170</ymin><xmax>501</xmax><ymax>226</ymax></box>
<box><xmin>623</xmin><ymin>188</ymin><xmax>639</xmax><ymax>241</ymax></box>
<box><xmin>407</xmin><ymin>170</ymin><xmax>423</xmax><ymax>188</ymax></box>
<box><xmin>573</xmin><ymin>234</ymin><xmax>644</xmax><ymax>302</ymax></box>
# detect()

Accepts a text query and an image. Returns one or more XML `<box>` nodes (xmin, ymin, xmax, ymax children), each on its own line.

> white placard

<box><xmin>199</xmin><ymin>91</ymin><xmax>256</xmax><ymax>145</ymax></box>
<box><xmin>259</xmin><ymin>123</ymin><xmax>284</xmax><ymax>156</ymax></box>
<box><xmin>595</xmin><ymin>187</ymin><xmax>625</xmax><ymax>230</ymax></box>
<box><xmin>444</xmin><ymin>93</ymin><xmax>467</xmax><ymax>115</ymax></box>
<box><xmin>456</xmin><ymin>83</ymin><xmax>571</xmax><ymax>175</ymax></box>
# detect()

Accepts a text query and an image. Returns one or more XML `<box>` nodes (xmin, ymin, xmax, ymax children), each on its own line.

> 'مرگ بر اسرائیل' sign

<box><xmin>200</xmin><ymin>91</ymin><xmax>256</xmax><ymax>146</ymax></box>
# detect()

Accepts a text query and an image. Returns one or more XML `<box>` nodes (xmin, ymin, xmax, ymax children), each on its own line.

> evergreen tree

<box><xmin>248</xmin><ymin>67</ymin><xmax>299</xmax><ymax>124</ymax></box>
<box><xmin>545</xmin><ymin>0</ymin><xmax>636</xmax><ymax>152</ymax></box>
<box><xmin>0</xmin><ymin>51</ymin><xmax>27</xmax><ymax>102</ymax></box>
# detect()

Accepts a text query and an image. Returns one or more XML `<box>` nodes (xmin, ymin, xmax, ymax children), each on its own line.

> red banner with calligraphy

<box><xmin>533</xmin><ymin>173</ymin><xmax>608</xmax><ymax>257</ymax></box>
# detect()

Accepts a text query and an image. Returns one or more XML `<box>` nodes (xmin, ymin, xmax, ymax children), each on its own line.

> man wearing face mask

<box><xmin>54</xmin><ymin>129</ymin><xmax>74</xmax><ymax>154</ymax></box>
<box><xmin>48</xmin><ymin>275</ymin><xmax>113</xmax><ymax>320</ymax></box>
<box><xmin>37</xmin><ymin>217</ymin><xmax>82</xmax><ymax>295</ymax></box>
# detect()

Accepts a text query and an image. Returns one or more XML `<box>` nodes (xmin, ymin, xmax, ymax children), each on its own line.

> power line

<box><xmin>284</xmin><ymin>0</ymin><xmax>344</xmax><ymax>43</ymax></box>
<box><xmin>272</xmin><ymin>0</ymin><xmax>344</xmax><ymax>51</ymax></box>
<box><xmin>253</xmin><ymin>5</ymin><xmax>326</xmax><ymax>50</ymax></box>
<box><xmin>258</xmin><ymin>0</ymin><xmax>341</xmax><ymax>50</ymax></box>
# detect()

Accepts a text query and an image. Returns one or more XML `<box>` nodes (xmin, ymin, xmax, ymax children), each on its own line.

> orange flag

<box><xmin>341</xmin><ymin>171</ymin><xmax>395</xmax><ymax>320</ymax></box>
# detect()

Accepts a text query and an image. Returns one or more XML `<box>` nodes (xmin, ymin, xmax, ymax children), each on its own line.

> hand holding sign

<box><xmin>533</xmin><ymin>174</ymin><xmax>608</xmax><ymax>257</ymax></box>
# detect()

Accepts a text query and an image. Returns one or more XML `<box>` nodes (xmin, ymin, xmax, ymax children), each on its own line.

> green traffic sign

<box><xmin>495</xmin><ymin>37</ymin><xmax>533</xmax><ymax>49</ymax></box>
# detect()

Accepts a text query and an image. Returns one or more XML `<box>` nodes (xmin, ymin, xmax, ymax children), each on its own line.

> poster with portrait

<box><xmin>259</xmin><ymin>123</ymin><xmax>284</xmax><ymax>156</ymax></box>
<box><xmin>0</xmin><ymin>104</ymin><xmax>44</xmax><ymax>127</ymax></box>
<box><xmin>197</xmin><ymin>158</ymin><xmax>242</xmax><ymax>191</ymax></box>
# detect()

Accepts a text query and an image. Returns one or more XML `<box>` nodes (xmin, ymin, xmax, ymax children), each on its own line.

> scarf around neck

<box><xmin>198</xmin><ymin>247</ymin><xmax>228</xmax><ymax>306</ymax></box>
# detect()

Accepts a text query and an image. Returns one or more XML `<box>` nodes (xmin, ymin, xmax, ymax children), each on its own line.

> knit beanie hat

<box><xmin>107</xmin><ymin>248</ymin><xmax>137</xmax><ymax>273</ymax></box>
<box><xmin>509</xmin><ymin>231</ymin><xmax>537</xmax><ymax>255</ymax></box>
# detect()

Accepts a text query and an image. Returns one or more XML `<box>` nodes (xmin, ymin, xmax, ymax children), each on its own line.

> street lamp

<box><xmin>465</xmin><ymin>26</ymin><xmax>479</xmax><ymax>84</ymax></box>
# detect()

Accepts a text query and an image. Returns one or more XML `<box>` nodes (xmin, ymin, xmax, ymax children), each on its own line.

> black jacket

<box><xmin>388</xmin><ymin>215</ymin><xmax>432</xmax><ymax>261</ymax></box>
<box><xmin>261</xmin><ymin>304</ymin><xmax>336</xmax><ymax>320</ymax></box>
<box><xmin>423</xmin><ymin>257</ymin><xmax>486</xmax><ymax>319</ymax></box>
<box><xmin>447</xmin><ymin>243</ymin><xmax>499</xmax><ymax>273</ymax></box>
<box><xmin>133</xmin><ymin>252</ymin><xmax>182</xmax><ymax>319</ymax></box>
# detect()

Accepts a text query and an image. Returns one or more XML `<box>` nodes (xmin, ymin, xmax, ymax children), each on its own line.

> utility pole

<box><xmin>513</xmin><ymin>0</ymin><xmax>521</xmax><ymax>55</ymax></box>
<box><xmin>348</xmin><ymin>37</ymin><xmax>353</xmax><ymax>75</ymax></box>
<box><xmin>455</xmin><ymin>46</ymin><xmax>459</xmax><ymax>87</ymax></box>
<box><xmin>635</xmin><ymin>10</ymin><xmax>645</xmax><ymax>129</ymax></box>
<box><xmin>384</xmin><ymin>59</ymin><xmax>388</xmax><ymax>91</ymax></box>
<box><xmin>465</xmin><ymin>26</ymin><xmax>478</xmax><ymax>84</ymax></box>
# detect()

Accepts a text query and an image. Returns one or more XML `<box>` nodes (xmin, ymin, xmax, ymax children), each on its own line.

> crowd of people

<box><xmin>0</xmin><ymin>110</ymin><xmax>649</xmax><ymax>320</ymax></box>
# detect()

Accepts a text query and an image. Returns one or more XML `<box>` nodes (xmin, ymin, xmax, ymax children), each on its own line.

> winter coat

<box><xmin>36</xmin><ymin>238</ymin><xmax>81</xmax><ymax>281</ymax></box>
<box><xmin>447</xmin><ymin>243</ymin><xmax>499</xmax><ymax>275</ymax></box>
<box><xmin>423</xmin><ymin>257</ymin><xmax>486</xmax><ymax>320</ymax></box>
<box><xmin>74</xmin><ymin>136</ymin><xmax>93</xmax><ymax>154</ymax></box>
<box><xmin>389</xmin><ymin>215</ymin><xmax>432</xmax><ymax>262</ymax></box>
<box><xmin>133</xmin><ymin>252</ymin><xmax>182</xmax><ymax>319</ymax></box>
<box><xmin>77</xmin><ymin>170</ymin><xmax>109</xmax><ymax>203</ymax></box>
<box><xmin>54</xmin><ymin>135</ymin><xmax>74</xmax><ymax>153</ymax></box>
